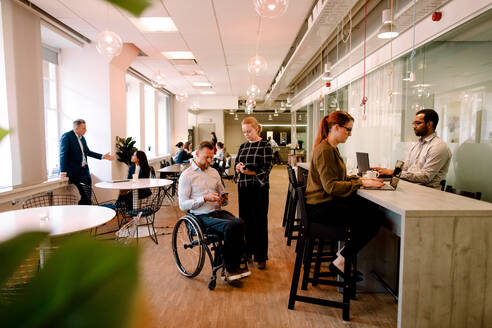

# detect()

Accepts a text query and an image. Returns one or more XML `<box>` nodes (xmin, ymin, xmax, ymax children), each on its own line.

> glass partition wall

<box><xmin>317</xmin><ymin>9</ymin><xmax>492</xmax><ymax>202</ymax></box>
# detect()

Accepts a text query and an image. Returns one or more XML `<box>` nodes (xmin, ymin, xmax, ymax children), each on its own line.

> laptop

<box><xmin>356</xmin><ymin>152</ymin><xmax>370</xmax><ymax>176</ymax></box>
<box><xmin>363</xmin><ymin>160</ymin><xmax>404</xmax><ymax>191</ymax></box>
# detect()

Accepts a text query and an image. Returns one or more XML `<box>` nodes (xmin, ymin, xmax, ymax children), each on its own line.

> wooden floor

<box><xmin>131</xmin><ymin>165</ymin><xmax>397</xmax><ymax>328</ymax></box>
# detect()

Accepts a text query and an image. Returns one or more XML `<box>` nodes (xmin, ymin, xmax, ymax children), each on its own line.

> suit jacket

<box><xmin>60</xmin><ymin>130</ymin><xmax>102</xmax><ymax>179</ymax></box>
<box><xmin>127</xmin><ymin>164</ymin><xmax>152</xmax><ymax>199</ymax></box>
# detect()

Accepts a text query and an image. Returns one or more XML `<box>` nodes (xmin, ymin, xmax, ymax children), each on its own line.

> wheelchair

<box><xmin>172</xmin><ymin>212</ymin><xmax>226</xmax><ymax>290</ymax></box>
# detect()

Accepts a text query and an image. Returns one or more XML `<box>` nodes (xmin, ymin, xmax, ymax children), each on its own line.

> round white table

<box><xmin>95</xmin><ymin>178</ymin><xmax>173</xmax><ymax>239</ymax></box>
<box><xmin>95</xmin><ymin>178</ymin><xmax>173</xmax><ymax>191</ymax></box>
<box><xmin>0</xmin><ymin>205</ymin><xmax>116</xmax><ymax>242</ymax></box>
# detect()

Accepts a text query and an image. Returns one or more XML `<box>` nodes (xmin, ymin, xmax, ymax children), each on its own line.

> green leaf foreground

<box><xmin>0</xmin><ymin>127</ymin><xmax>10</xmax><ymax>142</ymax></box>
<box><xmin>0</xmin><ymin>233</ymin><xmax>139</xmax><ymax>328</ymax></box>
<box><xmin>104</xmin><ymin>0</ymin><xmax>151</xmax><ymax>16</ymax></box>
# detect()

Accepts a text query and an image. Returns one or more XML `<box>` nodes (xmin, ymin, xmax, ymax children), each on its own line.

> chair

<box><xmin>170</xmin><ymin>157</ymin><xmax>175</xmax><ymax>165</ymax></box>
<box><xmin>150</xmin><ymin>166</ymin><xmax>156</xmax><ymax>178</ymax></box>
<box><xmin>119</xmin><ymin>187</ymin><xmax>167</xmax><ymax>244</ymax></box>
<box><xmin>445</xmin><ymin>185</ymin><xmax>481</xmax><ymax>200</ymax></box>
<box><xmin>172</xmin><ymin>212</ymin><xmax>227</xmax><ymax>290</ymax></box>
<box><xmin>288</xmin><ymin>186</ymin><xmax>355</xmax><ymax>321</ymax></box>
<box><xmin>221</xmin><ymin>157</ymin><xmax>233</xmax><ymax>180</ymax></box>
<box><xmin>284</xmin><ymin>165</ymin><xmax>301</xmax><ymax>246</ymax></box>
<box><xmin>22</xmin><ymin>193</ymin><xmax>78</xmax><ymax>208</ymax></box>
<box><xmin>440</xmin><ymin>180</ymin><xmax>446</xmax><ymax>191</ymax></box>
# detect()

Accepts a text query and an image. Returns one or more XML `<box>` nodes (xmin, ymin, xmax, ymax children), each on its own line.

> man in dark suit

<box><xmin>60</xmin><ymin>119</ymin><xmax>114</xmax><ymax>204</ymax></box>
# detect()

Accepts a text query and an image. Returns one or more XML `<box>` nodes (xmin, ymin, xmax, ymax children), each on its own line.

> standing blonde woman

<box><xmin>235</xmin><ymin>117</ymin><xmax>273</xmax><ymax>270</ymax></box>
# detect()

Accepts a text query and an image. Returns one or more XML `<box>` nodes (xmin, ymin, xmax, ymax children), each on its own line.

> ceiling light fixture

<box><xmin>201</xmin><ymin>91</ymin><xmax>216</xmax><ymax>95</ymax></box>
<box><xmin>162</xmin><ymin>51</ymin><xmax>195</xmax><ymax>60</ymax></box>
<box><xmin>248</xmin><ymin>56</ymin><xmax>268</xmax><ymax>75</ymax></box>
<box><xmin>234</xmin><ymin>114</ymin><xmax>239</xmax><ymax>120</ymax></box>
<box><xmin>321</xmin><ymin>63</ymin><xmax>333</xmax><ymax>81</ymax></box>
<box><xmin>253</xmin><ymin>0</ymin><xmax>289</xmax><ymax>18</ymax></box>
<box><xmin>175</xmin><ymin>92</ymin><xmax>188</xmax><ymax>103</ymax></box>
<box><xmin>130</xmin><ymin>17</ymin><xmax>178</xmax><ymax>32</ymax></box>
<box><xmin>190</xmin><ymin>103</ymin><xmax>200</xmax><ymax>112</ymax></box>
<box><xmin>377</xmin><ymin>9</ymin><xmax>399</xmax><ymax>39</ymax></box>
<box><xmin>96</xmin><ymin>30</ymin><xmax>123</xmax><ymax>58</ymax></box>
<box><xmin>268</xmin><ymin>114</ymin><xmax>273</xmax><ymax>120</ymax></box>
<box><xmin>192</xmin><ymin>82</ymin><xmax>212</xmax><ymax>87</ymax></box>
<box><xmin>246</xmin><ymin>96</ymin><xmax>256</xmax><ymax>108</ymax></box>
<box><xmin>246</xmin><ymin>84</ymin><xmax>260</xmax><ymax>98</ymax></box>
<box><xmin>151</xmin><ymin>71</ymin><xmax>166</xmax><ymax>88</ymax></box>
<box><xmin>274</xmin><ymin>109</ymin><xmax>279</xmax><ymax>116</ymax></box>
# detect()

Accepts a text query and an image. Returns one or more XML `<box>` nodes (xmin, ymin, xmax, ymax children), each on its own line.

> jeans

<box><xmin>196</xmin><ymin>210</ymin><xmax>246</xmax><ymax>270</ymax></box>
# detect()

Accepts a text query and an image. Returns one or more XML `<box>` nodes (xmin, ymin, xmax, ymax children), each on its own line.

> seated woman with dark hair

<box><xmin>117</xmin><ymin>150</ymin><xmax>152</xmax><ymax>210</ymax></box>
<box><xmin>174</xmin><ymin>142</ymin><xmax>193</xmax><ymax>164</ymax></box>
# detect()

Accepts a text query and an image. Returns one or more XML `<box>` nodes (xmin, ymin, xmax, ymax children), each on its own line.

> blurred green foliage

<box><xmin>104</xmin><ymin>0</ymin><xmax>151</xmax><ymax>16</ymax></box>
<box><xmin>0</xmin><ymin>232</ymin><xmax>139</xmax><ymax>328</ymax></box>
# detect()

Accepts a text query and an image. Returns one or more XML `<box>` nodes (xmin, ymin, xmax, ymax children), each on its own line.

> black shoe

<box><xmin>329</xmin><ymin>263</ymin><xmax>363</xmax><ymax>282</ymax></box>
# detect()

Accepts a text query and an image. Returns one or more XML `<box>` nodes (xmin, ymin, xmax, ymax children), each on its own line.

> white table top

<box><xmin>157</xmin><ymin>164</ymin><xmax>189</xmax><ymax>173</ymax></box>
<box><xmin>296</xmin><ymin>161</ymin><xmax>492</xmax><ymax>216</ymax></box>
<box><xmin>0</xmin><ymin>205</ymin><xmax>116</xmax><ymax>242</ymax></box>
<box><xmin>95</xmin><ymin>178</ymin><xmax>173</xmax><ymax>190</ymax></box>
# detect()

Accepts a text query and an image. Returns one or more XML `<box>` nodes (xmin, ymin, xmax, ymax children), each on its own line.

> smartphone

<box><xmin>221</xmin><ymin>193</ymin><xmax>229</xmax><ymax>206</ymax></box>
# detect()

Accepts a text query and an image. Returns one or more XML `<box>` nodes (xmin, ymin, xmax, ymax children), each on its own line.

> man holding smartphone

<box><xmin>178</xmin><ymin>141</ymin><xmax>250</xmax><ymax>281</ymax></box>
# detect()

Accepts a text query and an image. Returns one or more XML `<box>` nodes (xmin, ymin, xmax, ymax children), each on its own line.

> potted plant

<box><xmin>116</xmin><ymin>136</ymin><xmax>137</xmax><ymax>166</ymax></box>
<box><xmin>297</xmin><ymin>139</ymin><xmax>304</xmax><ymax>149</ymax></box>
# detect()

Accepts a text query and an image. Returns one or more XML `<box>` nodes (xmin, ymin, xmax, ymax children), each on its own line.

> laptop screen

<box><xmin>356</xmin><ymin>152</ymin><xmax>370</xmax><ymax>175</ymax></box>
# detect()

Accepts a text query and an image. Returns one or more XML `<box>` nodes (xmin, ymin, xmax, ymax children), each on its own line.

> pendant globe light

<box><xmin>268</xmin><ymin>114</ymin><xmax>273</xmax><ymax>120</ymax></box>
<box><xmin>253</xmin><ymin>0</ymin><xmax>288</xmax><ymax>18</ymax></box>
<box><xmin>246</xmin><ymin>96</ymin><xmax>256</xmax><ymax>108</ymax></box>
<box><xmin>248</xmin><ymin>56</ymin><xmax>268</xmax><ymax>75</ymax></box>
<box><xmin>274</xmin><ymin>109</ymin><xmax>279</xmax><ymax>116</ymax></box>
<box><xmin>190</xmin><ymin>102</ymin><xmax>200</xmax><ymax>112</ymax></box>
<box><xmin>175</xmin><ymin>92</ymin><xmax>188</xmax><ymax>103</ymax></box>
<box><xmin>151</xmin><ymin>72</ymin><xmax>166</xmax><ymax>88</ymax></box>
<box><xmin>246</xmin><ymin>84</ymin><xmax>260</xmax><ymax>98</ymax></box>
<box><xmin>96</xmin><ymin>30</ymin><xmax>123</xmax><ymax>58</ymax></box>
<box><xmin>377</xmin><ymin>9</ymin><xmax>399</xmax><ymax>39</ymax></box>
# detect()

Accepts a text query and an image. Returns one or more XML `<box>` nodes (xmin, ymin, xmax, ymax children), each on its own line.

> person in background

<box><xmin>373</xmin><ymin>109</ymin><xmax>451</xmax><ymax>189</ymax></box>
<box><xmin>267</xmin><ymin>136</ymin><xmax>281</xmax><ymax>165</ymax></box>
<box><xmin>179</xmin><ymin>141</ymin><xmax>250</xmax><ymax>281</ymax></box>
<box><xmin>60</xmin><ymin>119</ymin><xmax>114</xmax><ymax>205</ymax></box>
<box><xmin>212</xmin><ymin>142</ymin><xmax>225</xmax><ymax>172</ymax></box>
<box><xmin>183</xmin><ymin>141</ymin><xmax>194</xmax><ymax>161</ymax></box>
<box><xmin>174</xmin><ymin>142</ymin><xmax>192</xmax><ymax>164</ymax></box>
<box><xmin>211</xmin><ymin>132</ymin><xmax>218</xmax><ymax>147</ymax></box>
<box><xmin>305</xmin><ymin>111</ymin><xmax>384</xmax><ymax>280</ymax></box>
<box><xmin>235</xmin><ymin>117</ymin><xmax>273</xmax><ymax>270</ymax></box>
<box><xmin>117</xmin><ymin>150</ymin><xmax>152</xmax><ymax>210</ymax></box>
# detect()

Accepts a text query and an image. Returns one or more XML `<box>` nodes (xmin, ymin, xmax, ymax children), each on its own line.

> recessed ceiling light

<box><xmin>130</xmin><ymin>17</ymin><xmax>178</xmax><ymax>32</ymax></box>
<box><xmin>201</xmin><ymin>91</ymin><xmax>216</xmax><ymax>95</ymax></box>
<box><xmin>192</xmin><ymin>82</ymin><xmax>212</xmax><ymax>87</ymax></box>
<box><xmin>162</xmin><ymin>51</ymin><xmax>195</xmax><ymax>60</ymax></box>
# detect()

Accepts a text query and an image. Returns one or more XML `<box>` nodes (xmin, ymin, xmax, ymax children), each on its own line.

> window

<box><xmin>144</xmin><ymin>84</ymin><xmax>155</xmax><ymax>156</ymax></box>
<box><xmin>0</xmin><ymin>13</ymin><xmax>12</xmax><ymax>188</ymax></box>
<box><xmin>158</xmin><ymin>92</ymin><xmax>170</xmax><ymax>155</ymax></box>
<box><xmin>126</xmin><ymin>74</ymin><xmax>140</xmax><ymax>148</ymax></box>
<box><xmin>42</xmin><ymin>60</ymin><xmax>60</xmax><ymax>178</ymax></box>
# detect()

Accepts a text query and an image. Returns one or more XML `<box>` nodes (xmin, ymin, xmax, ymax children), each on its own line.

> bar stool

<box><xmin>288</xmin><ymin>186</ymin><xmax>355</xmax><ymax>321</ymax></box>
<box><xmin>284</xmin><ymin>165</ymin><xmax>301</xmax><ymax>246</ymax></box>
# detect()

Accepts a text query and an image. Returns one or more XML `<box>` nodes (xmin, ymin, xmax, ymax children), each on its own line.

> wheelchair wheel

<box><xmin>172</xmin><ymin>216</ymin><xmax>205</xmax><ymax>277</ymax></box>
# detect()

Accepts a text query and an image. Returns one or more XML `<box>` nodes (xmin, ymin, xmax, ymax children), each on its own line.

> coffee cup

<box><xmin>363</xmin><ymin>170</ymin><xmax>379</xmax><ymax>179</ymax></box>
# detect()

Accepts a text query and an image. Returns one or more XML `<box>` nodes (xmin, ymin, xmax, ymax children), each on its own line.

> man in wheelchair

<box><xmin>178</xmin><ymin>141</ymin><xmax>251</xmax><ymax>281</ymax></box>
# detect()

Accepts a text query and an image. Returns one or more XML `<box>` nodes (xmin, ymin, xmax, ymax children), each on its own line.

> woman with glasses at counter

<box><xmin>304</xmin><ymin>111</ymin><xmax>384</xmax><ymax>278</ymax></box>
